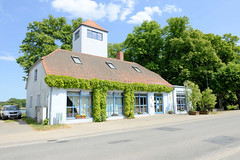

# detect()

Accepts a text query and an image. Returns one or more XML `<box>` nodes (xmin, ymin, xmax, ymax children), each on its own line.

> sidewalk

<box><xmin>1</xmin><ymin>110</ymin><xmax>240</xmax><ymax>148</ymax></box>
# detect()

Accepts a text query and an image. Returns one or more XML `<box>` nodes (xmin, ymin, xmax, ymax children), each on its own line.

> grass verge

<box><xmin>22</xmin><ymin>117</ymin><xmax>71</xmax><ymax>131</ymax></box>
<box><xmin>4</xmin><ymin>119</ymin><xmax>19</xmax><ymax>123</ymax></box>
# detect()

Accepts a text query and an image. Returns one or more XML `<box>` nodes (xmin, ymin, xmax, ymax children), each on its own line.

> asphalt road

<box><xmin>1</xmin><ymin>113</ymin><xmax>240</xmax><ymax>160</ymax></box>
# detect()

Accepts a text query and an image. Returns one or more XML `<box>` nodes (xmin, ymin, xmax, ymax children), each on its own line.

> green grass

<box><xmin>22</xmin><ymin>117</ymin><xmax>71</xmax><ymax>131</ymax></box>
<box><xmin>4</xmin><ymin>119</ymin><xmax>19</xmax><ymax>123</ymax></box>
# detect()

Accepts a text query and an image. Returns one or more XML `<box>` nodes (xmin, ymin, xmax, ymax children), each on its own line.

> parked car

<box><xmin>0</xmin><ymin>105</ymin><xmax>22</xmax><ymax>120</ymax></box>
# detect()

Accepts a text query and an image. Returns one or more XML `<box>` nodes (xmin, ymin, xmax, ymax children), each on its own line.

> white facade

<box><xmin>72</xmin><ymin>25</ymin><xmax>108</xmax><ymax>57</ymax></box>
<box><xmin>26</xmin><ymin>61</ymin><xmax>49</xmax><ymax>119</ymax></box>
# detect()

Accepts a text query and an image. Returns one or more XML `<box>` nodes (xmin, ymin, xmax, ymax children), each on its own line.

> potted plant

<box><xmin>199</xmin><ymin>88</ymin><xmax>217</xmax><ymax>115</ymax></box>
<box><xmin>75</xmin><ymin>115</ymin><xmax>81</xmax><ymax>119</ymax></box>
<box><xmin>80</xmin><ymin>114</ymin><xmax>86</xmax><ymax>118</ymax></box>
<box><xmin>168</xmin><ymin>110</ymin><xmax>173</xmax><ymax>114</ymax></box>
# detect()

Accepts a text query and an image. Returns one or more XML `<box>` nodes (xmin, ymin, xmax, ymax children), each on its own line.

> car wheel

<box><xmin>18</xmin><ymin>115</ymin><xmax>21</xmax><ymax>119</ymax></box>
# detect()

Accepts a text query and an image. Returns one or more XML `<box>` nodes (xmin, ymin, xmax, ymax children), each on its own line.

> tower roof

<box><xmin>73</xmin><ymin>20</ymin><xmax>108</xmax><ymax>32</ymax></box>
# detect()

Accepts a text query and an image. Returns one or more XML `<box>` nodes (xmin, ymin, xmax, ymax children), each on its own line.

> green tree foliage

<box><xmin>200</xmin><ymin>88</ymin><xmax>217</xmax><ymax>111</ymax></box>
<box><xmin>124</xmin><ymin>21</ymin><xmax>164</xmax><ymax>73</ymax></box>
<box><xmin>17</xmin><ymin>15</ymin><xmax>82</xmax><ymax>79</ymax></box>
<box><xmin>214</xmin><ymin>63</ymin><xmax>240</xmax><ymax>108</ymax></box>
<box><xmin>185</xmin><ymin>81</ymin><xmax>202</xmax><ymax>111</ymax></box>
<box><xmin>0</xmin><ymin>98</ymin><xmax>26</xmax><ymax>108</ymax></box>
<box><xmin>108</xmin><ymin>43</ymin><xmax>124</xmax><ymax>58</ymax></box>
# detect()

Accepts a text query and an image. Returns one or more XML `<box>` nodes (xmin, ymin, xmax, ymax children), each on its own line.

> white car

<box><xmin>0</xmin><ymin>105</ymin><xmax>22</xmax><ymax>120</ymax></box>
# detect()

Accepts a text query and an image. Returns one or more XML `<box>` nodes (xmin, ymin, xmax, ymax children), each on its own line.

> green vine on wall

<box><xmin>45</xmin><ymin>75</ymin><xmax>173</xmax><ymax>122</ymax></box>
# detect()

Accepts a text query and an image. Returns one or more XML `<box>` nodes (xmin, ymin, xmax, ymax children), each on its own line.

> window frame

<box><xmin>71</xmin><ymin>56</ymin><xmax>82</xmax><ymax>64</ymax></box>
<box><xmin>106</xmin><ymin>92</ymin><xmax>124</xmax><ymax>117</ymax></box>
<box><xmin>176</xmin><ymin>94</ymin><xmax>187</xmax><ymax>111</ymax></box>
<box><xmin>106</xmin><ymin>61</ymin><xmax>116</xmax><ymax>69</ymax></box>
<box><xmin>87</xmin><ymin>29</ymin><xmax>103</xmax><ymax>41</ymax></box>
<box><xmin>134</xmin><ymin>93</ymin><xmax>148</xmax><ymax>114</ymax></box>
<box><xmin>34</xmin><ymin>69</ymin><xmax>37</xmax><ymax>82</ymax></box>
<box><xmin>132</xmin><ymin>66</ymin><xmax>142</xmax><ymax>73</ymax></box>
<box><xmin>74</xmin><ymin>30</ymin><xmax>80</xmax><ymax>41</ymax></box>
<box><xmin>66</xmin><ymin>91</ymin><xmax>93</xmax><ymax>119</ymax></box>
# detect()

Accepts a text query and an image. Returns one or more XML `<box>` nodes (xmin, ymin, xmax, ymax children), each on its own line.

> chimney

<box><xmin>116</xmin><ymin>51</ymin><xmax>124</xmax><ymax>61</ymax></box>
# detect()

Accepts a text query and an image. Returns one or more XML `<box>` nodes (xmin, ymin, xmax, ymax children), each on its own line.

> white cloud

<box><xmin>0</xmin><ymin>52</ymin><xmax>15</xmax><ymax>61</ymax></box>
<box><xmin>106</xmin><ymin>3</ymin><xmax>121</xmax><ymax>22</ymax></box>
<box><xmin>127</xmin><ymin>6</ymin><xmax>162</xmax><ymax>24</ymax></box>
<box><xmin>163</xmin><ymin>4</ymin><xmax>182</xmax><ymax>13</ymax></box>
<box><xmin>51</xmin><ymin>0</ymin><xmax>136</xmax><ymax>22</ymax></box>
<box><xmin>120</xmin><ymin>0</ymin><xmax>135</xmax><ymax>21</ymax></box>
<box><xmin>52</xmin><ymin>0</ymin><xmax>106</xmax><ymax>20</ymax></box>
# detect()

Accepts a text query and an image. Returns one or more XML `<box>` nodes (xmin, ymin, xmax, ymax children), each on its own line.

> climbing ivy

<box><xmin>45</xmin><ymin>75</ymin><xmax>173</xmax><ymax>121</ymax></box>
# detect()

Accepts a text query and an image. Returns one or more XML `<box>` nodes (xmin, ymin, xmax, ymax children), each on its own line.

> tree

<box><xmin>124</xmin><ymin>20</ymin><xmax>164</xmax><ymax>73</ymax></box>
<box><xmin>200</xmin><ymin>88</ymin><xmax>217</xmax><ymax>111</ymax></box>
<box><xmin>17</xmin><ymin>15</ymin><xmax>83</xmax><ymax>80</ymax></box>
<box><xmin>214</xmin><ymin>63</ymin><xmax>240</xmax><ymax>108</ymax></box>
<box><xmin>108</xmin><ymin>43</ymin><xmax>124</xmax><ymax>58</ymax></box>
<box><xmin>185</xmin><ymin>81</ymin><xmax>202</xmax><ymax>111</ymax></box>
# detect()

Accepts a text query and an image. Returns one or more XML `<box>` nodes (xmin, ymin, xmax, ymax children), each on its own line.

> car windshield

<box><xmin>3</xmin><ymin>105</ymin><xmax>18</xmax><ymax>111</ymax></box>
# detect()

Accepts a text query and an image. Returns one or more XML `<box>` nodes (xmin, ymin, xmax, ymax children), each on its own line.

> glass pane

<box><xmin>181</xmin><ymin>98</ymin><xmax>185</xmax><ymax>105</ymax></box>
<box><xmin>87</xmin><ymin>30</ymin><xmax>91</xmax><ymax>37</ymax></box>
<box><xmin>115</xmin><ymin>97</ymin><xmax>123</xmax><ymax>106</ymax></box>
<box><xmin>93</xmin><ymin>32</ymin><xmax>97</xmax><ymax>39</ymax></box>
<box><xmin>135</xmin><ymin>97</ymin><xmax>139</xmax><ymax>105</ymax></box>
<box><xmin>114</xmin><ymin>107</ymin><xmax>118</xmax><ymax>114</ymax></box>
<box><xmin>74</xmin><ymin>96</ymin><xmax>80</xmax><ymax>107</ymax></box>
<box><xmin>73</xmin><ymin>107</ymin><xmax>79</xmax><ymax>116</ymax></box>
<box><xmin>81</xmin><ymin>107</ymin><xmax>87</xmax><ymax>115</ymax></box>
<box><xmin>136</xmin><ymin>106</ymin><xmax>140</xmax><ymax>113</ymax></box>
<box><xmin>119</xmin><ymin>107</ymin><xmax>123</xmax><ymax>115</ymax></box>
<box><xmin>82</xmin><ymin>92</ymin><xmax>92</xmax><ymax>96</ymax></box>
<box><xmin>67</xmin><ymin>108</ymin><xmax>73</xmax><ymax>117</ymax></box>
<box><xmin>67</xmin><ymin>96</ymin><xmax>73</xmax><ymax>106</ymax></box>
<box><xmin>143</xmin><ymin>106</ymin><xmax>147</xmax><ymax>113</ymax></box>
<box><xmin>107</xmin><ymin>92</ymin><xmax>114</xmax><ymax>96</ymax></box>
<box><xmin>87</xmin><ymin>97</ymin><xmax>92</xmax><ymax>106</ymax></box>
<box><xmin>177</xmin><ymin>98</ymin><xmax>180</xmax><ymax>104</ymax></box>
<box><xmin>82</xmin><ymin>96</ymin><xmax>87</xmax><ymax>107</ymax></box>
<box><xmin>108</xmin><ymin>97</ymin><xmax>114</xmax><ymax>106</ymax></box>
<box><xmin>87</xmin><ymin>107</ymin><xmax>92</xmax><ymax>117</ymax></box>
<box><xmin>115</xmin><ymin>92</ymin><xmax>122</xmax><ymax>97</ymax></box>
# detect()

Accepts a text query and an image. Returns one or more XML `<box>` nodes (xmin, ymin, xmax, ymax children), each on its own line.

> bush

<box><xmin>227</xmin><ymin>105</ymin><xmax>239</xmax><ymax>110</ymax></box>
<box><xmin>43</xmin><ymin>118</ymin><xmax>49</xmax><ymax>125</ymax></box>
<box><xmin>185</xmin><ymin>81</ymin><xmax>202</xmax><ymax>111</ymax></box>
<box><xmin>200</xmin><ymin>88</ymin><xmax>217</xmax><ymax>111</ymax></box>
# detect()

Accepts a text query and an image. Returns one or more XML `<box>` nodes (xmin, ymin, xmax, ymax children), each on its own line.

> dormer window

<box><xmin>106</xmin><ymin>62</ymin><xmax>116</xmax><ymax>69</ymax></box>
<box><xmin>132</xmin><ymin>66</ymin><xmax>141</xmax><ymax>73</ymax></box>
<box><xmin>72</xmin><ymin>56</ymin><xmax>82</xmax><ymax>64</ymax></box>
<box><xmin>87</xmin><ymin>29</ymin><xmax>103</xmax><ymax>41</ymax></box>
<box><xmin>74</xmin><ymin>30</ymin><xmax>80</xmax><ymax>40</ymax></box>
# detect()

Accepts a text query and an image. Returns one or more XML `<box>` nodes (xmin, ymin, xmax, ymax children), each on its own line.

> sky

<box><xmin>0</xmin><ymin>0</ymin><xmax>240</xmax><ymax>101</ymax></box>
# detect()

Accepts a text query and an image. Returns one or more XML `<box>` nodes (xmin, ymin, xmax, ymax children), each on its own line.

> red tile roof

<box><xmin>81</xmin><ymin>20</ymin><xmax>107</xmax><ymax>32</ymax></box>
<box><xmin>41</xmin><ymin>49</ymin><xmax>173</xmax><ymax>87</ymax></box>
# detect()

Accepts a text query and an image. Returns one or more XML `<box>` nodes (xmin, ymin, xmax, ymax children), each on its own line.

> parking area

<box><xmin>0</xmin><ymin>119</ymin><xmax>33</xmax><ymax>136</ymax></box>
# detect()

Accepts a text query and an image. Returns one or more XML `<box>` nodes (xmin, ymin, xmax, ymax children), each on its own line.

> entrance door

<box><xmin>154</xmin><ymin>94</ymin><xmax>163</xmax><ymax>114</ymax></box>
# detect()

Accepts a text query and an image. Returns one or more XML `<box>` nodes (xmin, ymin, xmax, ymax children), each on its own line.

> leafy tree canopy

<box><xmin>17</xmin><ymin>15</ymin><xmax>83</xmax><ymax>80</ymax></box>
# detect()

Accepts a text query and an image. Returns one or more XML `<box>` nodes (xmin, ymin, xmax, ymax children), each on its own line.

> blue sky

<box><xmin>0</xmin><ymin>0</ymin><xmax>240</xmax><ymax>101</ymax></box>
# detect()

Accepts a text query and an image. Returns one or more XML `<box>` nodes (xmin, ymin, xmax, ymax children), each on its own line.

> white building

<box><xmin>26</xmin><ymin>20</ymin><xmax>188</xmax><ymax>124</ymax></box>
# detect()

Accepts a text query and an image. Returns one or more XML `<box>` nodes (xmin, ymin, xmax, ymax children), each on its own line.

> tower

<box><xmin>72</xmin><ymin>20</ymin><xmax>108</xmax><ymax>57</ymax></box>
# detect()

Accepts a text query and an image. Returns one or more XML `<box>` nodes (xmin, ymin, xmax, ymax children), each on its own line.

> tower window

<box><xmin>87</xmin><ymin>29</ymin><xmax>103</xmax><ymax>41</ymax></box>
<box><xmin>34</xmin><ymin>69</ymin><xmax>37</xmax><ymax>81</ymax></box>
<box><xmin>75</xmin><ymin>30</ymin><xmax>80</xmax><ymax>40</ymax></box>
<box><xmin>132</xmin><ymin>66</ymin><xmax>141</xmax><ymax>73</ymax></box>
<box><xmin>106</xmin><ymin>62</ymin><xmax>116</xmax><ymax>69</ymax></box>
<box><xmin>71</xmin><ymin>56</ymin><xmax>82</xmax><ymax>64</ymax></box>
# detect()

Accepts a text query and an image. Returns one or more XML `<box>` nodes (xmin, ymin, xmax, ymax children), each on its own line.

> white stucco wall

<box><xmin>26</xmin><ymin>61</ymin><xmax>49</xmax><ymax>118</ymax></box>
<box><xmin>72</xmin><ymin>25</ymin><xmax>108</xmax><ymax>57</ymax></box>
<box><xmin>148</xmin><ymin>92</ymin><xmax>155</xmax><ymax>115</ymax></box>
<box><xmin>173</xmin><ymin>85</ymin><xmax>188</xmax><ymax>114</ymax></box>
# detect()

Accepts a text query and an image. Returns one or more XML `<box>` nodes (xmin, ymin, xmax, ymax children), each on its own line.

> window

<box><xmin>177</xmin><ymin>94</ymin><xmax>187</xmax><ymax>111</ymax></box>
<box><xmin>107</xmin><ymin>92</ymin><xmax>124</xmax><ymax>116</ymax></box>
<box><xmin>135</xmin><ymin>93</ymin><xmax>148</xmax><ymax>114</ymax></box>
<box><xmin>106</xmin><ymin>62</ymin><xmax>116</xmax><ymax>69</ymax></box>
<box><xmin>30</xmin><ymin>96</ymin><xmax>33</xmax><ymax>108</ymax></box>
<box><xmin>34</xmin><ymin>69</ymin><xmax>37</xmax><ymax>81</ymax></box>
<box><xmin>66</xmin><ymin>91</ymin><xmax>92</xmax><ymax>118</ymax></box>
<box><xmin>71</xmin><ymin>56</ymin><xmax>82</xmax><ymax>64</ymax></box>
<box><xmin>132</xmin><ymin>66</ymin><xmax>141</xmax><ymax>73</ymax></box>
<box><xmin>75</xmin><ymin>30</ymin><xmax>80</xmax><ymax>40</ymax></box>
<box><xmin>87</xmin><ymin>29</ymin><xmax>103</xmax><ymax>41</ymax></box>
<box><xmin>37</xmin><ymin>95</ymin><xmax>41</xmax><ymax>106</ymax></box>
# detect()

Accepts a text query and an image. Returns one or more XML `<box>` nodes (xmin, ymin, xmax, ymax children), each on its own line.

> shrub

<box><xmin>227</xmin><ymin>104</ymin><xmax>239</xmax><ymax>110</ymax></box>
<box><xmin>185</xmin><ymin>81</ymin><xmax>202</xmax><ymax>111</ymax></box>
<box><xmin>200</xmin><ymin>88</ymin><xmax>217</xmax><ymax>111</ymax></box>
<box><xmin>43</xmin><ymin>118</ymin><xmax>49</xmax><ymax>125</ymax></box>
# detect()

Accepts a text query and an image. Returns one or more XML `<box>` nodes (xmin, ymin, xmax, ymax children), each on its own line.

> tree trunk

<box><xmin>218</xmin><ymin>94</ymin><xmax>224</xmax><ymax>109</ymax></box>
